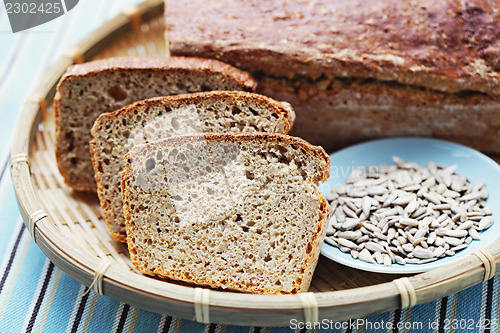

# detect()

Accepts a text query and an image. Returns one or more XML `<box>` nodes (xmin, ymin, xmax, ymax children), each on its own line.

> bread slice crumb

<box><xmin>90</xmin><ymin>91</ymin><xmax>295</xmax><ymax>242</ymax></box>
<box><xmin>54</xmin><ymin>56</ymin><xmax>256</xmax><ymax>192</ymax></box>
<box><xmin>122</xmin><ymin>133</ymin><xmax>331</xmax><ymax>294</ymax></box>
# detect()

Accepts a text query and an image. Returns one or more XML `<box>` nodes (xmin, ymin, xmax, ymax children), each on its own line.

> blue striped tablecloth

<box><xmin>0</xmin><ymin>1</ymin><xmax>498</xmax><ymax>332</ymax></box>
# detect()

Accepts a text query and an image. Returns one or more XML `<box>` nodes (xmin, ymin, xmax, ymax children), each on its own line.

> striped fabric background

<box><xmin>0</xmin><ymin>1</ymin><xmax>498</xmax><ymax>332</ymax></box>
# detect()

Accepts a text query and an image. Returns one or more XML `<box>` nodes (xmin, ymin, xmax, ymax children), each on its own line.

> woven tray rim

<box><xmin>10</xmin><ymin>0</ymin><xmax>500</xmax><ymax>326</ymax></box>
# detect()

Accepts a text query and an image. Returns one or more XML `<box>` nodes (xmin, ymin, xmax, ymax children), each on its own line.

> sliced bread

<box><xmin>54</xmin><ymin>56</ymin><xmax>256</xmax><ymax>191</ymax></box>
<box><xmin>90</xmin><ymin>91</ymin><xmax>295</xmax><ymax>242</ymax></box>
<box><xmin>121</xmin><ymin>133</ymin><xmax>331</xmax><ymax>294</ymax></box>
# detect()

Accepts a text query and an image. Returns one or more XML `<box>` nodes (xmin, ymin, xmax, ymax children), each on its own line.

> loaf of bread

<box><xmin>54</xmin><ymin>56</ymin><xmax>256</xmax><ymax>191</ymax></box>
<box><xmin>90</xmin><ymin>91</ymin><xmax>295</xmax><ymax>242</ymax></box>
<box><xmin>122</xmin><ymin>133</ymin><xmax>330</xmax><ymax>294</ymax></box>
<box><xmin>165</xmin><ymin>0</ymin><xmax>500</xmax><ymax>153</ymax></box>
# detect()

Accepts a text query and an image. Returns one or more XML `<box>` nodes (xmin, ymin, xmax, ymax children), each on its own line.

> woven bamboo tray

<box><xmin>10</xmin><ymin>0</ymin><xmax>500</xmax><ymax>326</ymax></box>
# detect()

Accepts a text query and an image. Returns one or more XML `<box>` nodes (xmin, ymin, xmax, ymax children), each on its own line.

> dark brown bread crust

<box><xmin>258</xmin><ymin>76</ymin><xmax>500</xmax><ymax>152</ymax></box>
<box><xmin>54</xmin><ymin>56</ymin><xmax>257</xmax><ymax>192</ymax></box>
<box><xmin>166</xmin><ymin>0</ymin><xmax>500</xmax><ymax>153</ymax></box>
<box><xmin>93</xmin><ymin>90</ymin><xmax>295</xmax><ymax>134</ymax></box>
<box><xmin>166</xmin><ymin>0</ymin><xmax>500</xmax><ymax>96</ymax></box>
<box><xmin>61</xmin><ymin>57</ymin><xmax>256</xmax><ymax>90</ymax></box>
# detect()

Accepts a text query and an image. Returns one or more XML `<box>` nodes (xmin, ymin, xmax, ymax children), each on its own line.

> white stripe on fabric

<box><xmin>432</xmin><ymin>300</ymin><xmax>441</xmax><ymax>333</ymax></box>
<box><xmin>157</xmin><ymin>315</ymin><xmax>168</xmax><ymax>333</ymax></box>
<box><xmin>94</xmin><ymin>0</ymin><xmax>120</xmax><ymax>29</ymax></box>
<box><xmin>494</xmin><ymin>275</ymin><xmax>499</xmax><ymax>327</ymax></box>
<box><xmin>64</xmin><ymin>284</ymin><xmax>87</xmax><ymax>333</ymax></box>
<box><xmin>0</xmin><ymin>32</ymin><xmax>36</xmax><ymax>101</ymax></box>
<box><xmin>0</xmin><ymin>36</ymin><xmax>23</xmax><ymax>85</ymax></box>
<box><xmin>0</xmin><ymin>8</ymin><xmax>6</xmax><ymax>27</ymax></box>
<box><xmin>81</xmin><ymin>292</ymin><xmax>100</xmax><ymax>333</ymax></box>
<box><xmin>0</xmin><ymin>6</ymin><xmax>68</xmax><ymax>160</ymax></box>
<box><xmin>479</xmin><ymin>280</ymin><xmax>488</xmax><ymax>331</ymax></box>
<box><xmin>0</xmin><ymin>217</ymin><xmax>24</xmax><ymax>278</ymax></box>
<box><xmin>0</xmin><ymin>226</ymin><xmax>31</xmax><ymax>324</ymax></box>
<box><xmin>386</xmin><ymin>311</ymin><xmax>395</xmax><ymax>333</ymax></box>
<box><xmin>126</xmin><ymin>307</ymin><xmax>140</xmax><ymax>333</ymax></box>
<box><xmin>169</xmin><ymin>316</ymin><xmax>182</xmax><ymax>333</ymax></box>
<box><xmin>19</xmin><ymin>258</ymin><xmax>53</xmax><ymax>332</ymax></box>
<box><xmin>20</xmin><ymin>0</ymin><xmax>84</xmax><ymax>105</ymax></box>
<box><xmin>32</xmin><ymin>266</ymin><xmax>63</xmax><ymax>333</ymax></box>
<box><xmin>60</xmin><ymin>0</ymin><xmax>68</xmax><ymax>13</ymax></box>
<box><xmin>112</xmin><ymin>303</ymin><xmax>128</xmax><ymax>332</ymax></box>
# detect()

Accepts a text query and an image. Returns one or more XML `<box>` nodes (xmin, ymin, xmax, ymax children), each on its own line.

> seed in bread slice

<box><xmin>90</xmin><ymin>91</ymin><xmax>295</xmax><ymax>242</ymax></box>
<box><xmin>54</xmin><ymin>56</ymin><xmax>256</xmax><ymax>192</ymax></box>
<box><xmin>122</xmin><ymin>133</ymin><xmax>331</xmax><ymax>294</ymax></box>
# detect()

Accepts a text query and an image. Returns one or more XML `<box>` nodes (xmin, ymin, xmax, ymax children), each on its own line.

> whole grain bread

<box><xmin>90</xmin><ymin>91</ymin><xmax>295</xmax><ymax>242</ymax></box>
<box><xmin>165</xmin><ymin>0</ymin><xmax>500</xmax><ymax>153</ymax></box>
<box><xmin>55</xmin><ymin>56</ymin><xmax>256</xmax><ymax>191</ymax></box>
<box><xmin>122</xmin><ymin>133</ymin><xmax>330</xmax><ymax>294</ymax></box>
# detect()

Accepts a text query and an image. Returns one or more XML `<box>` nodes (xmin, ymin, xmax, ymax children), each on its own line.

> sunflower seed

<box><xmin>356</xmin><ymin>235</ymin><xmax>370</xmax><ymax>244</ymax></box>
<box><xmin>478</xmin><ymin>216</ymin><xmax>494</xmax><ymax>231</ymax></box>
<box><xmin>339</xmin><ymin>246</ymin><xmax>350</xmax><ymax>253</ymax></box>
<box><xmin>469</xmin><ymin>228</ymin><xmax>480</xmax><ymax>240</ymax></box>
<box><xmin>451</xmin><ymin>244</ymin><xmax>468</xmax><ymax>252</ymax></box>
<box><xmin>443</xmin><ymin>236</ymin><xmax>464</xmax><ymax>247</ymax></box>
<box><xmin>413</xmin><ymin>247</ymin><xmax>435</xmax><ymax>259</ymax></box>
<box><xmin>456</xmin><ymin>221</ymin><xmax>474</xmax><ymax>231</ymax></box>
<box><xmin>399</xmin><ymin>218</ymin><xmax>419</xmax><ymax>226</ymax></box>
<box><xmin>343</xmin><ymin>205</ymin><xmax>358</xmax><ymax>218</ymax></box>
<box><xmin>358</xmin><ymin>249</ymin><xmax>375</xmax><ymax>263</ymax></box>
<box><xmin>424</xmin><ymin>192</ymin><xmax>441</xmax><ymax>205</ymax></box>
<box><xmin>406</xmin><ymin>258</ymin><xmax>421</xmax><ymax>264</ymax></box>
<box><xmin>325</xmin><ymin>192</ymin><xmax>339</xmax><ymax>201</ymax></box>
<box><xmin>433</xmin><ymin>247</ymin><xmax>446</xmax><ymax>257</ymax></box>
<box><xmin>341</xmin><ymin>219</ymin><xmax>360</xmax><ymax>230</ymax></box>
<box><xmin>374</xmin><ymin>251</ymin><xmax>384</xmax><ymax>264</ymax></box>
<box><xmin>402</xmin><ymin>243</ymin><xmax>414</xmax><ymax>253</ymax></box>
<box><xmin>326</xmin><ymin>223</ymin><xmax>336</xmax><ymax>235</ymax></box>
<box><xmin>383</xmin><ymin>192</ymin><xmax>398</xmax><ymax>207</ymax></box>
<box><xmin>337</xmin><ymin>238</ymin><xmax>359</xmax><ymax>249</ymax></box>
<box><xmin>337</xmin><ymin>230</ymin><xmax>362</xmax><ymax>240</ymax></box>
<box><xmin>364</xmin><ymin>241</ymin><xmax>386</xmax><ymax>253</ymax></box>
<box><xmin>325</xmin><ymin>237</ymin><xmax>338</xmax><ymax>247</ymax></box>
<box><xmin>443</xmin><ymin>229</ymin><xmax>468</xmax><ymax>238</ymax></box>
<box><xmin>427</xmin><ymin>232</ymin><xmax>437</xmax><ymax>245</ymax></box>
<box><xmin>394</xmin><ymin>255</ymin><xmax>406</xmax><ymax>265</ymax></box>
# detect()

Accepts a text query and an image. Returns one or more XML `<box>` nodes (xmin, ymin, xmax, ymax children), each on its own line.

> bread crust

<box><xmin>54</xmin><ymin>56</ymin><xmax>257</xmax><ymax>192</ymax></box>
<box><xmin>60</xmin><ymin>56</ymin><xmax>256</xmax><ymax>91</ymax></box>
<box><xmin>90</xmin><ymin>91</ymin><xmax>297</xmax><ymax>242</ymax></box>
<box><xmin>92</xmin><ymin>91</ymin><xmax>294</xmax><ymax>134</ymax></box>
<box><xmin>166</xmin><ymin>0</ymin><xmax>500</xmax><ymax>154</ymax></box>
<box><xmin>166</xmin><ymin>0</ymin><xmax>500</xmax><ymax>96</ymax></box>
<box><xmin>257</xmin><ymin>75</ymin><xmax>500</xmax><ymax>152</ymax></box>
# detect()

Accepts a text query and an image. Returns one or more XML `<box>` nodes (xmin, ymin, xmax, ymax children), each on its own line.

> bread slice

<box><xmin>54</xmin><ymin>56</ymin><xmax>256</xmax><ymax>192</ymax></box>
<box><xmin>90</xmin><ymin>91</ymin><xmax>295</xmax><ymax>242</ymax></box>
<box><xmin>121</xmin><ymin>133</ymin><xmax>330</xmax><ymax>294</ymax></box>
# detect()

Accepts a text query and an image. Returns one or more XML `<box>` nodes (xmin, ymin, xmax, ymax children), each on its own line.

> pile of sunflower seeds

<box><xmin>325</xmin><ymin>157</ymin><xmax>494</xmax><ymax>266</ymax></box>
